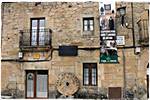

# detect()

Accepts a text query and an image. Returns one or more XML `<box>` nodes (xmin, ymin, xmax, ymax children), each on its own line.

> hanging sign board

<box><xmin>100</xmin><ymin>47</ymin><xmax>118</xmax><ymax>63</ymax></box>
<box><xmin>99</xmin><ymin>2</ymin><xmax>118</xmax><ymax>63</ymax></box>
<box><xmin>100</xmin><ymin>30</ymin><xmax>118</xmax><ymax>63</ymax></box>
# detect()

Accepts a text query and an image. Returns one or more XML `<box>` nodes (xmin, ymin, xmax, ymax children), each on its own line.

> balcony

<box><xmin>19</xmin><ymin>29</ymin><xmax>52</xmax><ymax>51</ymax></box>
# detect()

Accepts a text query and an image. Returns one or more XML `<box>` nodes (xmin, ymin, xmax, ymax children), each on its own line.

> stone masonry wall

<box><xmin>1</xmin><ymin>2</ymin><xmax>149</xmax><ymax>98</ymax></box>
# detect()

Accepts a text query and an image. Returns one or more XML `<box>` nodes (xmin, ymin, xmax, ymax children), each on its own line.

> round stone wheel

<box><xmin>56</xmin><ymin>72</ymin><xmax>80</xmax><ymax>96</ymax></box>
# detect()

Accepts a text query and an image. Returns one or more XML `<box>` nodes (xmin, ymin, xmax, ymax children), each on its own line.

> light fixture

<box><xmin>125</xmin><ymin>23</ymin><xmax>129</xmax><ymax>27</ymax></box>
<box><xmin>135</xmin><ymin>47</ymin><xmax>141</xmax><ymax>54</ymax></box>
<box><xmin>18</xmin><ymin>51</ymin><xmax>23</xmax><ymax>59</ymax></box>
<box><xmin>117</xmin><ymin>6</ymin><xmax>126</xmax><ymax>26</ymax></box>
<box><xmin>117</xmin><ymin>6</ymin><xmax>126</xmax><ymax>16</ymax></box>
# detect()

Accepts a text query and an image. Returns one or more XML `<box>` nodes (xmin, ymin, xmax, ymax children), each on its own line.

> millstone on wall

<box><xmin>56</xmin><ymin>72</ymin><xmax>80</xmax><ymax>96</ymax></box>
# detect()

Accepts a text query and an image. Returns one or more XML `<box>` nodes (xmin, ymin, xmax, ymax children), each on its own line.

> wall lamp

<box><xmin>117</xmin><ymin>6</ymin><xmax>126</xmax><ymax>26</ymax></box>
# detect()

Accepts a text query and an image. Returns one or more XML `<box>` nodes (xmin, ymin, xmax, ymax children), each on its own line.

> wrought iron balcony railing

<box><xmin>19</xmin><ymin>29</ymin><xmax>52</xmax><ymax>51</ymax></box>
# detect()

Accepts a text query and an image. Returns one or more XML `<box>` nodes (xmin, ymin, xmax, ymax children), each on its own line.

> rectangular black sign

<box><xmin>59</xmin><ymin>46</ymin><xmax>78</xmax><ymax>56</ymax></box>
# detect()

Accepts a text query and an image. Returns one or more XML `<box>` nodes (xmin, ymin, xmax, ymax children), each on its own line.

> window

<box><xmin>83</xmin><ymin>63</ymin><xmax>97</xmax><ymax>86</ymax></box>
<box><xmin>83</xmin><ymin>17</ymin><xmax>94</xmax><ymax>31</ymax></box>
<box><xmin>31</xmin><ymin>18</ymin><xmax>45</xmax><ymax>46</ymax></box>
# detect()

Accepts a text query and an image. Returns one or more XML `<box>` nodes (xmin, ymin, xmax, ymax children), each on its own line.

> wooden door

<box><xmin>26</xmin><ymin>70</ymin><xmax>48</xmax><ymax>98</ymax></box>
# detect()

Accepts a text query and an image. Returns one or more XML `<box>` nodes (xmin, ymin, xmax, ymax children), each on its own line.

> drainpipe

<box><xmin>131</xmin><ymin>3</ymin><xmax>136</xmax><ymax>54</ymax></box>
<box><xmin>125</xmin><ymin>3</ymin><xmax>136</xmax><ymax>54</ymax></box>
<box><xmin>122</xmin><ymin>48</ymin><xmax>126</xmax><ymax>99</ymax></box>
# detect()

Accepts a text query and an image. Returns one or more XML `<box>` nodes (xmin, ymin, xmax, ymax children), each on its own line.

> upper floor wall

<box><xmin>115</xmin><ymin>2</ymin><xmax>149</xmax><ymax>46</ymax></box>
<box><xmin>1</xmin><ymin>2</ymin><xmax>100</xmax><ymax>58</ymax></box>
<box><xmin>1</xmin><ymin>2</ymin><xmax>149</xmax><ymax>58</ymax></box>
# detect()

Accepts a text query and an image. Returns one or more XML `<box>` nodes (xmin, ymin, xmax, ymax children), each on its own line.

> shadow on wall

<box><xmin>125</xmin><ymin>86</ymin><xmax>147</xmax><ymax>99</ymax></box>
<box><xmin>1</xmin><ymin>82</ymin><xmax>24</xmax><ymax>99</ymax></box>
<box><xmin>1</xmin><ymin>89</ymin><xmax>24</xmax><ymax>99</ymax></box>
<box><xmin>55</xmin><ymin>87</ymin><xmax>108</xmax><ymax>99</ymax></box>
<box><xmin>1</xmin><ymin>84</ymin><xmax>147</xmax><ymax>99</ymax></box>
<box><xmin>74</xmin><ymin>87</ymin><xmax>108</xmax><ymax>99</ymax></box>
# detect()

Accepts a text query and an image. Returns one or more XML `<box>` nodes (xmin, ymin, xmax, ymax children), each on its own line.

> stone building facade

<box><xmin>1</xmin><ymin>2</ymin><xmax>149</xmax><ymax>99</ymax></box>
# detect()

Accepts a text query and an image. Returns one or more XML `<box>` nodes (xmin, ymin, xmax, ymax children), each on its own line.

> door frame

<box><xmin>25</xmin><ymin>70</ymin><xmax>48</xmax><ymax>99</ymax></box>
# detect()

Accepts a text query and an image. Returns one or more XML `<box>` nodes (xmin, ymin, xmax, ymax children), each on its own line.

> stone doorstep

<box><xmin>1</xmin><ymin>95</ymin><xmax>13</xmax><ymax>99</ymax></box>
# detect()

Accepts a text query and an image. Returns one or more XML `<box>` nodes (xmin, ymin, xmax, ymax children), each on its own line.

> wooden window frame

<box><xmin>83</xmin><ymin>63</ymin><xmax>97</xmax><ymax>86</ymax></box>
<box><xmin>25</xmin><ymin>70</ymin><xmax>48</xmax><ymax>99</ymax></box>
<box><xmin>83</xmin><ymin>17</ymin><xmax>94</xmax><ymax>31</ymax></box>
<box><xmin>30</xmin><ymin>17</ymin><xmax>45</xmax><ymax>46</ymax></box>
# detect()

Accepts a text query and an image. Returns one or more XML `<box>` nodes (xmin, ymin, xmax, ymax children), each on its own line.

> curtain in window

<box><xmin>84</xmin><ymin>68</ymin><xmax>89</xmax><ymax>85</ymax></box>
<box><xmin>92</xmin><ymin>68</ymin><xmax>96</xmax><ymax>85</ymax></box>
<box><xmin>27</xmin><ymin>73</ymin><xmax>34</xmax><ymax>97</ymax></box>
<box><xmin>31</xmin><ymin>20</ymin><xmax>38</xmax><ymax>46</ymax></box>
<box><xmin>84</xmin><ymin>20</ymin><xmax>88</xmax><ymax>31</ymax></box>
<box><xmin>39</xmin><ymin>19</ymin><xmax>45</xmax><ymax>45</ymax></box>
<box><xmin>89</xmin><ymin>20</ymin><xmax>94</xmax><ymax>31</ymax></box>
<box><xmin>36</xmin><ymin>74</ymin><xmax>48</xmax><ymax>97</ymax></box>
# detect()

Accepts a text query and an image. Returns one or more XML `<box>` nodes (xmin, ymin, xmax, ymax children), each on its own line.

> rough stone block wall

<box><xmin>1</xmin><ymin>62</ymin><xmax>25</xmax><ymax>97</ymax></box>
<box><xmin>1</xmin><ymin>2</ymin><xmax>149</xmax><ymax>99</ymax></box>
<box><xmin>116</xmin><ymin>2</ymin><xmax>149</xmax><ymax>46</ymax></box>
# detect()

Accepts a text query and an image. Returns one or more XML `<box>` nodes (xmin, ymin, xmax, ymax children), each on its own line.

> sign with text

<box><xmin>100</xmin><ymin>30</ymin><xmax>118</xmax><ymax>63</ymax></box>
<box><xmin>100</xmin><ymin>48</ymin><xmax>118</xmax><ymax>63</ymax></box>
<box><xmin>99</xmin><ymin>2</ymin><xmax>118</xmax><ymax>63</ymax></box>
<box><xmin>116</xmin><ymin>36</ymin><xmax>125</xmax><ymax>46</ymax></box>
